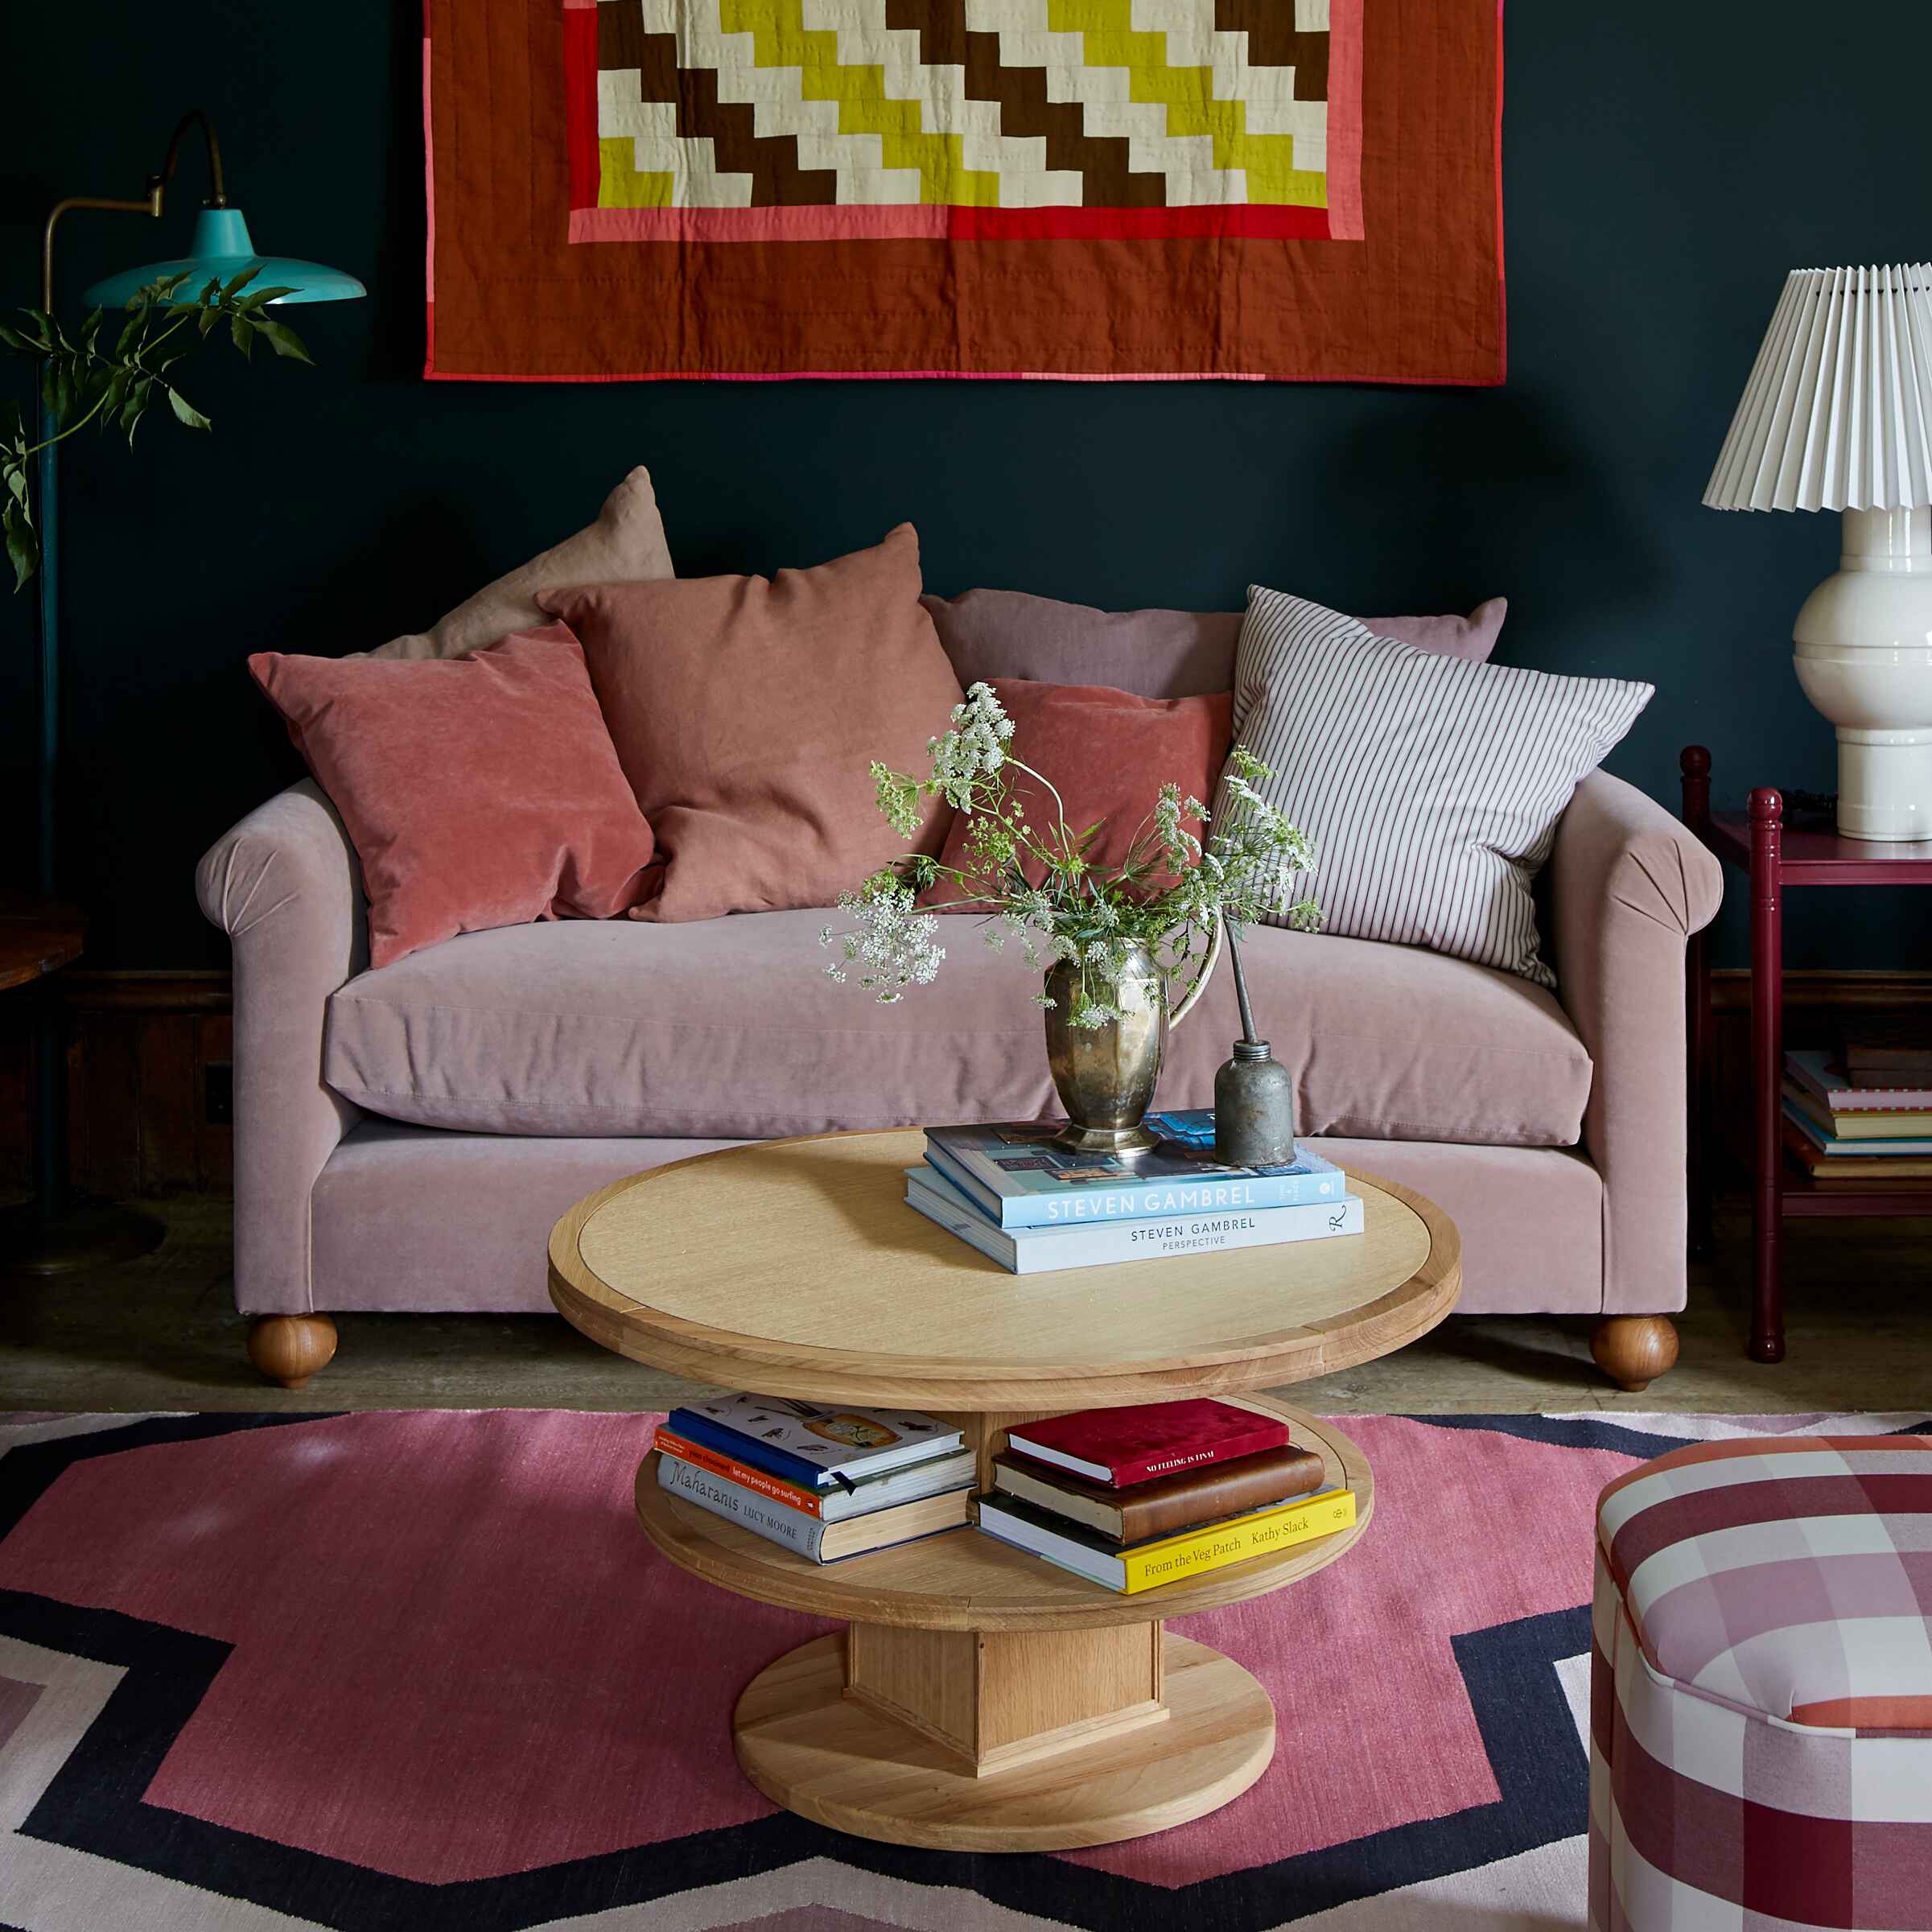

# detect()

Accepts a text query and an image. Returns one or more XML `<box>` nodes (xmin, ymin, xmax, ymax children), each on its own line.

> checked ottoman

<box><xmin>1590</xmin><ymin>1436</ymin><xmax>1932</xmax><ymax>1930</ymax></box>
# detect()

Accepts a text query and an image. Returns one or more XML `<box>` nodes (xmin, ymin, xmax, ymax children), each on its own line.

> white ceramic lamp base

<box><xmin>1793</xmin><ymin>506</ymin><xmax>1932</xmax><ymax>842</ymax></box>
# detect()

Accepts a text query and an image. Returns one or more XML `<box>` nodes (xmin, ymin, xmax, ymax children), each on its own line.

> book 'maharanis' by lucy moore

<box><xmin>924</xmin><ymin>1113</ymin><xmax>1345</xmax><ymax>1229</ymax></box>
<box><xmin>1006</xmin><ymin>1399</ymin><xmax>1295</xmax><ymax>1488</ymax></box>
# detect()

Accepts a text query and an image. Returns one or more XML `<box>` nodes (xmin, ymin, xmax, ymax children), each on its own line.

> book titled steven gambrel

<box><xmin>925</xmin><ymin>1111</ymin><xmax>1345</xmax><ymax>1230</ymax></box>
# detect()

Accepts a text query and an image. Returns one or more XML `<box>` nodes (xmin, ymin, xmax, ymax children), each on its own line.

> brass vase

<box><xmin>1043</xmin><ymin>941</ymin><xmax>1168</xmax><ymax>1155</ymax></box>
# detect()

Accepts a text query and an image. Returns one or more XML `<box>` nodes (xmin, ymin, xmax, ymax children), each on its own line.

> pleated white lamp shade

<box><xmin>1705</xmin><ymin>265</ymin><xmax>1932</xmax><ymax>513</ymax></box>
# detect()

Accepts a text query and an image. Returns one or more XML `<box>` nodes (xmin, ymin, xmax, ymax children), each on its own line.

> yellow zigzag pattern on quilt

<box><xmin>1043</xmin><ymin>0</ymin><xmax>1322</xmax><ymax>207</ymax></box>
<box><xmin>715</xmin><ymin>0</ymin><xmax>1001</xmax><ymax>206</ymax></box>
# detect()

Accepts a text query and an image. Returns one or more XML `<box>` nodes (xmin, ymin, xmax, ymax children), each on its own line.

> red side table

<box><xmin>1681</xmin><ymin>746</ymin><xmax>1932</xmax><ymax>1364</ymax></box>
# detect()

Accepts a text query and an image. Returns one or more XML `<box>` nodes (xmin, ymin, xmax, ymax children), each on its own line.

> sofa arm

<box><xmin>1549</xmin><ymin>770</ymin><xmax>1724</xmax><ymax>1316</ymax></box>
<box><xmin>196</xmin><ymin>781</ymin><xmax>368</xmax><ymax>1315</ymax></box>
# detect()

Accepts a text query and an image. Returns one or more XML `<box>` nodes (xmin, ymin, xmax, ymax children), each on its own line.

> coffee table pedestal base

<box><xmin>734</xmin><ymin>1628</ymin><xmax>1275</xmax><ymax>1852</ymax></box>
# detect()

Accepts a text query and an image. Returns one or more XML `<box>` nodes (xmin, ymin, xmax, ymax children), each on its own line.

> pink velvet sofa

<box><xmin>197</xmin><ymin>595</ymin><xmax>1724</xmax><ymax>1393</ymax></box>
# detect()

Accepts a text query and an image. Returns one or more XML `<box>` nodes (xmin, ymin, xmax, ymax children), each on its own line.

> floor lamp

<box><xmin>12</xmin><ymin>109</ymin><xmax>362</xmax><ymax>1275</ymax></box>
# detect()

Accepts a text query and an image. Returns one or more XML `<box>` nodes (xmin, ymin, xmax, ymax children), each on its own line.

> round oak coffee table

<box><xmin>550</xmin><ymin>1127</ymin><xmax>1460</xmax><ymax>1852</ymax></box>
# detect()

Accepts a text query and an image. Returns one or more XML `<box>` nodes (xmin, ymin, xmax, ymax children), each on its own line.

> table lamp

<box><xmin>1705</xmin><ymin>264</ymin><xmax>1932</xmax><ymax>842</ymax></box>
<box><xmin>10</xmin><ymin>110</ymin><xmax>362</xmax><ymax>1276</ymax></box>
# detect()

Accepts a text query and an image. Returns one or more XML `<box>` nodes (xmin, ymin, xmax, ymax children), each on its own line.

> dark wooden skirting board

<box><xmin>2</xmin><ymin>966</ymin><xmax>1928</xmax><ymax>1202</ymax></box>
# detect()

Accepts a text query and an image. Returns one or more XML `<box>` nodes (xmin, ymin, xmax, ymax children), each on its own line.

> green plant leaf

<box><xmin>116</xmin><ymin>309</ymin><xmax>145</xmax><ymax>356</ymax></box>
<box><xmin>120</xmin><ymin>375</ymin><xmax>154</xmax><ymax>444</ymax></box>
<box><xmin>223</xmin><ymin>266</ymin><xmax>262</xmax><ymax>297</ymax></box>
<box><xmin>3</xmin><ymin>500</ymin><xmax>36</xmax><ymax>591</ymax></box>
<box><xmin>198</xmin><ymin>303</ymin><xmax>220</xmax><ymax>338</ymax></box>
<box><xmin>253</xmin><ymin>317</ymin><xmax>311</xmax><ymax>364</ymax></box>
<box><xmin>4</xmin><ymin>463</ymin><xmax>26</xmax><ymax>509</ymax></box>
<box><xmin>165</xmin><ymin>385</ymin><xmax>212</xmax><ymax>431</ymax></box>
<box><xmin>40</xmin><ymin>358</ymin><xmax>72</xmax><ymax>429</ymax></box>
<box><xmin>238</xmin><ymin>286</ymin><xmax>299</xmax><ymax>311</ymax></box>
<box><xmin>100</xmin><ymin>367</ymin><xmax>130</xmax><ymax>426</ymax></box>
<box><xmin>229</xmin><ymin>312</ymin><xmax>253</xmax><ymax>359</ymax></box>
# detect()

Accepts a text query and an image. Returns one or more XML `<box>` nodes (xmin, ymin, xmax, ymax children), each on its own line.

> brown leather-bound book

<box><xmin>989</xmin><ymin>1444</ymin><xmax>1326</xmax><ymax>1546</ymax></box>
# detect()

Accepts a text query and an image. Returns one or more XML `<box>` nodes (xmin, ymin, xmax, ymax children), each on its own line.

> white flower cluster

<box><xmin>819</xmin><ymin>884</ymin><xmax>945</xmax><ymax>1003</ymax></box>
<box><xmin>928</xmin><ymin>682</ymin><xmax>1015</xmax><ymax>812</ymax></box>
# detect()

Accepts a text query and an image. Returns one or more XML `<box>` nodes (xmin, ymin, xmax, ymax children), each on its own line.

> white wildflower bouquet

<box><xmin>821</xmin><ymin>682</ymin><xmax>1320</xmax><ymax>1028</ymax></box>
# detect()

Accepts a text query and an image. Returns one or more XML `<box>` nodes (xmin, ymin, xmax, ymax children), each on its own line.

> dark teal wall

<box><xmin>5</xmin><ymin>3</ymin><xmax>1931</xmax><ymax>972</ymax></box>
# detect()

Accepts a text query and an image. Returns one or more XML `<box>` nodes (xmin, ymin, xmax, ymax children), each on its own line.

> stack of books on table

<box><xmin>1782</xmin><ymin>1048</ymin><xmax>1932</xmax><ymax>1192</ymax></box>
<box><xmin>653</xmin><ymin>1394</ymin><xmax>975</xmax><ymax>1563</ymax></box>
<box><xmin>975</xmin><ymin>1398</ymin><xmax>1356</xmax><ymax>1594</ymax></box>
<box><xmin>904</xmin><ymin>1110</ymin><xmax>1364</xmax><ymax>1275</ymax></box>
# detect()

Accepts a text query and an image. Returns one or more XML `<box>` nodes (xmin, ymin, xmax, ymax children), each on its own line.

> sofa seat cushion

<box><xmin>323</xmin><ymin>912</ymin><xmax>1593</xmax><ymax>1144</ymax></box>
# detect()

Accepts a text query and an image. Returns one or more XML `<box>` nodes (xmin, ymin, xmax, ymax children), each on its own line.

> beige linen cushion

<box><xmin>365</xmin><ymin>467</ymin><xmax>674</xmax><ymax>661</ymax></box>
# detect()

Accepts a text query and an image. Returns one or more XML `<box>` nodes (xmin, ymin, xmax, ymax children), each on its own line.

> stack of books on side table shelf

<box><xmin>906</xmin><ymin>1110</ymin><xmax>1364</xmax><ymax>1275</ymax></box>
<box><xmin>976</xmin><ymin>1398</ymin><xmax>1355</xmax><ymax>1593</ymax></box>
<box><xmin>654</xmin><ymin>1394</ymin><xmax>975</xmax><ymax>1562</ymax></box>
<box><xmin>1782</xmin><ymin>1048</ymin><xmax>1932</xmax><ymax>1191</ymax></box>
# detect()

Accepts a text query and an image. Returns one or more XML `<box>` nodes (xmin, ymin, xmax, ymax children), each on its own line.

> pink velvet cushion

<box><xmin>925</xmin><ymin>678</ymin><xmax>1232</xmax><ymax>907</ymax></box>
<box><xmin>249</xmin><ymin>626</ymin><xmax>657</xmax><ymax>970</ymax></box>
<box><xmin>545</xmin><ymin>524</ymin><xmax>965</xmax><ymax>922</ymax></box>
<box><xmin>321</xmin><ymin>911</ymin><xmax>1592</xmax><ymax>1147</ymax></box>
<box><xmin>922</xmin><ymin>590</ymin><xmax>1508</xmax><ymax>698</ymax></box>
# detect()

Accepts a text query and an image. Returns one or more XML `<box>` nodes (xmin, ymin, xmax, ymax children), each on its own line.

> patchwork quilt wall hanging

<box><xmin>423</xmin><ymin>0</ymin><xmax>1504</xmax><ymax>382</ymax></box>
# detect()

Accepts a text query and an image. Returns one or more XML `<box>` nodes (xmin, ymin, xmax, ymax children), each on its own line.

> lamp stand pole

<box><xmin>3</xmin><ymin>214</ymin><xmax>166</xmax><ymax>1278</ymax></box>
<box><xmin>31</xmin><ymin>399</ymin><xmax>65</xmax><ymax>1223</ymax></box>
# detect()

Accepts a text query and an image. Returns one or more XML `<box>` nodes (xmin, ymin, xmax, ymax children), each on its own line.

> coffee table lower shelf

<box><xmin>635</xmin><ymin>1401</ymin><xmax>1370</xmax><ymax>1852</ymax></box>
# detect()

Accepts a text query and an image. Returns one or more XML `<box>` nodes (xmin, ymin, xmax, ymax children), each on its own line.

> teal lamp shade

<box><xmin>82</xmin><ymin>208</ymin><xmax>364</xmax><ymax>307</ymax></box>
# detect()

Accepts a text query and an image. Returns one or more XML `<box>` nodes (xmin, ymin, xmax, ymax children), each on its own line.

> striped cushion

<box><xmin>1226</xmin><ymin>590</ymin><xmax>1653</xmax><ymax>986</ymax></box>
<box><xmin>1598</xmin><ymin>1437</ymin><xmax>1932</xmax><ymax>1730</ymax></box>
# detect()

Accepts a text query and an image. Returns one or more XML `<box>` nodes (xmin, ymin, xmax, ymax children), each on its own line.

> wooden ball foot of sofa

<box><xmin>1591</xmin><ymin>1315</ymin><xmax>1679</xmax><ymax>1393</ymax></box>
<box><xmin>247</xmin><ymin>1315</ymin><xmax>339</xmax><ymax>1390</ymax></box>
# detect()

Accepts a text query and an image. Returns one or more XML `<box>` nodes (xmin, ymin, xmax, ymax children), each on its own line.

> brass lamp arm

<box><xmin>39</xmin><ymin>109</ymin><xmax>225</xmax><ymax>311</ymax></box>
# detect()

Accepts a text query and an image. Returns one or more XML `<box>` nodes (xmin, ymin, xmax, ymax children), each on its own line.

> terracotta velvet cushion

<box><xmin>925</xmin><ymin>678</ymin><xmax>1233</xmax><ymax>907</ymax></box>
<box><xmin>544</xmin><ymin>524</ymin><xmax>964</xmax><ymax>922</ymax></box>
<box><xmin>249</xmin><ymin>625</ymin><xmax>657</xmax><ymax>970</ymax></box>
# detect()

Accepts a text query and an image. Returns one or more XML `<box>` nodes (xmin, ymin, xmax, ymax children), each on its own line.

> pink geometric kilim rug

<box><xmin>0</xmin><ymin>1408</ymin><xmax>1921</xmax><ymax>1931</ymax></box>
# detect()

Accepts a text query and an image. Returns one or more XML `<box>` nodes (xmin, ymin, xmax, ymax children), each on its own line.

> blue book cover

<box><xmin>1782</xmin><ymin>1099</ymin><xmax>1932</xmax><ymax>1159</ymax></box>
<box><xmin>924</xmin><ymin>1110</ymin><xmax>1344</xmax><ymax>1230</ymax></box>
<box><xmin>905</xmin><ymin>1164</ymin><xmax>1364</xmax><ymax>1275</ymax></box>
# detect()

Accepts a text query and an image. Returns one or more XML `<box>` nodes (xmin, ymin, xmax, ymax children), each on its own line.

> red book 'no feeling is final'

<box><xmin>1005</xmin><ymin>1399</ymin><xmax>1294</xmax><ymax>1490</ymax></box>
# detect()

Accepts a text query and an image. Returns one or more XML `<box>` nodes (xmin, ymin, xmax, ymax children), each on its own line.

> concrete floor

<box><xmin>2</xmin><ymin>1195</ymin><xmax>1928</xmax><ymax>1416</ymax></box>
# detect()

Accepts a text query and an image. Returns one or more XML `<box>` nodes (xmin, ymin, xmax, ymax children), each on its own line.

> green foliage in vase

<box><xmin>1</xmin><ymin>267</ymin><xmax>311</xmax><ymax>591</ymax></box>
<box><xmin>821</xmin><ymin>682</ymin><xmax>1322</xmax><ymax>1024</ymax></box>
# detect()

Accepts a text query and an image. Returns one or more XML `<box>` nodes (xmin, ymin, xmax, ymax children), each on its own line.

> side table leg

<box><xmin>1748</xmin><ymin>789</ymin><xmax>1786</xmax><ymax>1364</ymax></box>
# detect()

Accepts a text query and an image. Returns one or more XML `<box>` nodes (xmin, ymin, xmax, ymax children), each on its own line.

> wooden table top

<box><xmin>550</xmin><ymin>1129</ymin><xmax>1462</xmax><ymax>1409</ymax></box>
<box><xmin>0</xmin><ymin>895</ymin><xmax>83</xmax><ymax>995</ymax></box>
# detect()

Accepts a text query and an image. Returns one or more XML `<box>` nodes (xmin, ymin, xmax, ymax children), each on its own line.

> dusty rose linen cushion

<box><xmin>249</xmin><ymin>625</ymin><xmax>657</xmax><ymax>970</ymax></box>
<box><xmin>925</xmin><ymin>678</ymin><xmax>1232</xmax><ymax>907</ymax></box>
<box><xmin>545</xmin><ymin>524</ymin><xmax>964</xmax><ymax>922</ymax></box>
<box><xmin>322</xmin><ymin>911</ymin><xmax>1592</xmax><ymax>1145</ymax></box>
<box><xmin>367</xmin><ymin>468</ymin><xmax>674</xmax><ymax>661</ymax></box>
<box><xmin>922</xmin><ymin>590</ymin><xmax>1508</xmax><ymax>698</ymax></box>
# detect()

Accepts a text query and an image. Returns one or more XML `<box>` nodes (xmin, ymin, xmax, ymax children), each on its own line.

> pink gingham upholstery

<box><xmin>1590</xmin><ymin>1439</ymin><xmax>1932</xmax><ymax>1930</ymax></box>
